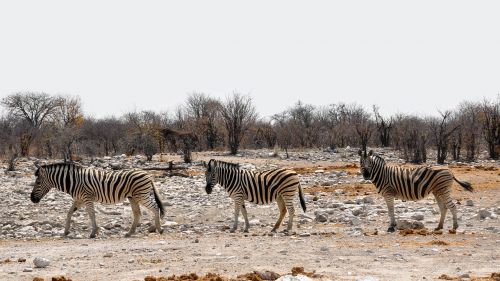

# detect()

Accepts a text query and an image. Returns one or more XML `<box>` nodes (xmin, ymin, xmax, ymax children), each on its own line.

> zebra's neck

<box><xmin>49</xmin><ymin>164</ymin><xmax>82</xmax><ymax>194</ymax></box>
<box><xmin>216</xmin><ymin>166</ymin><xmax>241</xmax><ymax>191</ymax></box>
<box><xmin>370</xmin><ymin>160</ymin><xmax>387</xmax><ymax>187</ymax></box>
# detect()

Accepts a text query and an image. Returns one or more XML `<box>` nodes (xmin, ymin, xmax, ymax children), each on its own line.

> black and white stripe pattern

<box><xmin>358</xmin><ymin>150</ymin><xmax>473</xmax><ymax>232</ymax></box>
<box><xmin>30</xmin><ymin>163</ymin><xmax>165</xmax><ymax>238</ymax></box>
<box><xmin>205</xmin><ymin>159</ymin><xmax>306</xmax><ymax>233</ymax></box>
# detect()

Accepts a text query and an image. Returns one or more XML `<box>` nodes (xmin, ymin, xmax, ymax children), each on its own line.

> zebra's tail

<box><xmin>298</xmin><ymin>183</ymin><xmax>306</xmax><ymax>213</ymax></box>
<box><xmin>453</xmin><ymin>176</ymin><xmax>473</xmax><ymax>192</ymax></box>
<box><xmin>153</xmin><ymin>184</ymin><xmax>166</xmax><ymax>219</ymax></box>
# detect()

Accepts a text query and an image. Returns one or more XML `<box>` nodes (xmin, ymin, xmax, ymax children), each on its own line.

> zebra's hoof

<box><xmin>148</xmin><ymin>225</ymin><xmax>157</xmax><ymax>233</ymax></box>
<box><xmin>229</xmin><ymin>228</ymin><xmax>236</xmax><ymax>233</ymax></box>
<box><xmin>89</xmin><ymin>233</ymin><xmax>96</xmax><ymax>239</ymax></box>
<box><xmin>434</xmin><ymin>226</ymin><xmax>443</xmax><ymax>231</ymax></box>
<box><xmin>387</xmin><ymin>227</ymin><xmax>395</xmax><ymax>233</ymax></box>
<box><xmin>243</xmin><ymin>229</ymin><xmax>249</xmax><ymax>233</ymax></box>
<box><xmin>64</xmin><ymin>230</ymin><xmax>70</xmax><ymax>236</ymax></box>
<box><xmin>125</xmin><ymin>232</ymin><xmax>133</xmax><ymax>237</ymax></box>
<box><xmin>158</xmin><ymin>228</ymin><xmax>164</xmax><ymax>234</ymax></box>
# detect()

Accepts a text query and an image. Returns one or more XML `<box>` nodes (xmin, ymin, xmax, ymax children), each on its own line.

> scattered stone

<box><xmin>299</xmin><ymin>233</ymin><xmax>311</xmax><ymax>237</ymax></box>
<box><xmin>315</xmin><ymin>213</ymin><xmax>328</xmax><ymax>223</ymax></box>
<box><xmin>411</xmin><ymin>213</ymin><xmax>425</xmax><ymax>221</ymax></box>
<box><xmin>33</xmin><ymin>257</ymin><xmax>50</xmax><ymax>268</ymax></box>
<box><xmin>466</xmin><ymin>199</ymin><xmax>474</xmax><ymax>206</ymax></box>
<box><xmin>23</xmin><ymin>267</ymin><xmax>33</xmax><ymax>272</ymax></box>
<box><xmin>362</xmin><ymin>196</ymin><xmax>374</xmax><ymax>204</ymax></box>
<box><xmin>479</xmin><ymin>209</ymin><xmax>491</xmax><ymax>219</ymax></box>
<box><xmin>103</xmin><ymin>253</ymin><xmax>113</xmax><ymax>258</ymax></box>
<box><xmin>352</xmin><ymin>208</ymin><xmax>363</xmax><ymax>216</ymax></box>
<box><xmin>396</xmin><ymin>220</ymin><xmax>424</xmax><ymax>230</ymax></box>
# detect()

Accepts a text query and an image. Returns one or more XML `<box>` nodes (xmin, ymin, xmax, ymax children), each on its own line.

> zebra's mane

<box><xmin>39</xmin><ymin>162</ymin><xmax>85</xmax><ymax>170</ymax></box>
<box><xmin>214</xmin><ymin>160</ymin><xmax>240</xmax><ymax>169</ymax></box>
<box><xmin>371</xmin><ymin>154</ymin><xmax>386</xmax><ymax>164</ymax></box>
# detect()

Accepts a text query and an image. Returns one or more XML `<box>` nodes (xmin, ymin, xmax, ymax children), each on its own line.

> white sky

<box><xmin>0</xmin><ymin>1</ymin><xmax>499</xmax><ymax>119</ymax></box>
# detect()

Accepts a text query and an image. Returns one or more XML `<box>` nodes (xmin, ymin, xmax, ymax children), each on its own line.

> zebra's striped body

<box><xmin>358</xmin><ymin>150</ymin><xmax>473</xmax><ymax>232</ymax></box>
<box><xmin>31</xmin><ymin>163</ymin><xmax>165</xmax><ymax>238</ymax></box>
<box><xmin>205</xmin><ymin>159</ymin><xmax>306</xmax><ymax>233</ymax></box>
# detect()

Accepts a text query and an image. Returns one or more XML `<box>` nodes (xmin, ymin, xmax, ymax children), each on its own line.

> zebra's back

<box><xmin>79</xmin><ymin>168</ymin><xmax>154</xmax><ymax>204</ymax></box>
<box><xmin>388</xmin><ymin>166</ymin><xmax>453</xmax><ymax>201</ymax></box>
<box><xmin>241</xmin><ymin>168</ymin><xmax>299</xmax><ymax>204</ymax></box>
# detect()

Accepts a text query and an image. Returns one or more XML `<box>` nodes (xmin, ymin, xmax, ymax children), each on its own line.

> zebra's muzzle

<box><xmin>205</xmin><ymin>184</ymin><xmax>213</xmax><ymax>194</ymax></box>
<box><xmin>30</xmin><ymin>192</ymin><xmax>40</xmax><ymax>203</ymax></box>
<box><xmin>362</xmin><ymin>170</ymin><xmax>371</xmax><ymax>180</ymax></box>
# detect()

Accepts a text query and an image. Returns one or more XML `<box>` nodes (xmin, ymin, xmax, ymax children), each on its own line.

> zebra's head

<box><xmin>358</xmin><ymin>149</ymin><xmax>374</xmax><ymax>180</ymax></box>
<box><xmin>31</xmin><ymin>163</ymin><xmax>52</xmax><ymax>203</ymax></box>
<box><xmin>205</xmin><ymin>159</ymin><xmax>217</xmax><ymax>194</ymax></box>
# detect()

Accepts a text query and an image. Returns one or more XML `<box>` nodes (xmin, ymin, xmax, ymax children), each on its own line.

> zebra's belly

<box><xmin>395</xmin><ymin>191</ymin><xmax>426</xmax><ymax>201</ymax></box>
<box><xmin>245</xmin><ymin>194</ymin><xmax>276</xmax><ymax>205</ymax></box>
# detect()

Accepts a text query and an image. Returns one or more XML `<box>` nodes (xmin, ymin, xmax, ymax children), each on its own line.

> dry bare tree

<box><xmin>160</xmin><ymin>128</ymin><xmax>198</xmax><ymax>163</ymax></box>
<box><xmin>55</xmin><ymin>96</ymin><xmax>84</xmax><ymax>161</ymax></box>
<box><xmin>272</xmin><ymin>112</ymin><xmax>294</xmax><ymax>158</ymax></box>
<box><xmin>480</xmin><ymin>97</ymin><xmax>500</xmax><ymax>159</ymax></box>
<box><xmin>185</xmin><ymin>93</ymin><xmax>221</xmax><ymax>150</ymax></box>
<box><xmin>456</xmin><ymin>102</ymin><xmax>481</xmax><ymax>162</ymax></box>
<box><xmin>392</xmin><ymin>114</ymin><xmax>428</xmax><ymax>163</ymax></box>
<box><xmin>1</xmin><ymin>92</ymin><xmax>63</xmax><ymax>156</ymax></box>
<box><xmin>219</xmin><ymin>92</ymin><xmax>257</xmax><ymax>155</ymax></box>
<box><xmin>351</xmin><ymin>105</ymin><xmax>374</xmax><ymax>154</ymax></box>
<box><xmin>373</xmin><ymin>105</ymin><xmax>393</xmax><ymax>147</ymax></box>
<box><xmin>288</xmin><ymin>101</ymin><xmax>316</xmax><ymax>147</ymax></box>
<box><xmin>429</xmin><ymin>111</ymin><xmax>460</xmax><ymax>164</ymax></box>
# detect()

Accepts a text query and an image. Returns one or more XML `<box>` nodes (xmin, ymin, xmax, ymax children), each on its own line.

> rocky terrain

<box><xmin>0</xmin><ymin>148</ymin><xmax>499</xmax><ymax>281</ymax></box>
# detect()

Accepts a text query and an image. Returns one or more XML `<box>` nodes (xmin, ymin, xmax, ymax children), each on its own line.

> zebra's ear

<box><xmin>34</xmin><ymin>161</ymin><xmax>40</xmax><ymax>169</ymax></box>
<box><xmin>207</xmin><ymin>159</ymin><xmax>215</xmax><ymax>171</ymax></box>
<box><xmin>202</xmin><ymin>161</ymin><xmax>207</xmax><ymax>168</ymax></box>
<box><xmin>358</xmin><ymin>149</ymin><xmax>363</xmax><ymax>156</ymax></box>
<box><xmin>368</xmin><ymin>150</ymin><xmax>374</xmax><ymax>156</ymax></box>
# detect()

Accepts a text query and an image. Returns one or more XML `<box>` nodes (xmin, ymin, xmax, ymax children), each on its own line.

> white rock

<box><xmin>163</xmin><ymin>221</ymin><xmax>178</xmax><ymax>227</ymax></box>
<box><xmin>357</xmin><ymin>276</ymin><xmax>380</xmax><ymax>281</ymax></box>
<box><xmin>33</xmin><ymin>257</ymin><xmax>50</xmax><ymax>268</ymax></box>
<box><xmin>276</xmin><ymin>275</ymin><xmax>313</xmax><ymax>281</ymax></box>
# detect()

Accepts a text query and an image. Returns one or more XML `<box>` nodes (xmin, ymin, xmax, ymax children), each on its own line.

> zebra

<box><xmin>205</xmin><ymin>159</ymin><xmax>306</xmax><ymax>233</ymax></box>
<box><xmin>358</xmin><ymin>150</ymin><xmax>473</xmax><ymax>232</ymax></box>
<box><xmin>30</xmin><ymin>162</ymin><xmax>165</xmax><ymax>238</ymax></box>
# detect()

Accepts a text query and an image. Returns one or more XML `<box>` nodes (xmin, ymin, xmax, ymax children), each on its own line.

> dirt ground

<box><xmin>0</xmin><ymin>151</ymin><xmax>499</xmax><ymax>281</ymax></box>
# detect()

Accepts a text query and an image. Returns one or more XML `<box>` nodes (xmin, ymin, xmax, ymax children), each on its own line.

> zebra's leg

<box><xmin>84</xmin><ymin>201</ymin><xmax>98</xmax><ymax>238</ymax></box>
<box><xmin>125</xmin><ymin>197</ymin><xmax>141</xmax><ymax>237</ymax></box>
<box><xmin>64</xmin><ymin>200</ymin><xmax>81</xmax><ymax>236</ymax></box>
<box><xmin>284</xmin><ymin>196</ymin><xmax>295</xmax><ymax>233</ymax></box>
<box><xmin>444</xmin><ymin>195</ymin><xmax>459</xmax><ymax>230</ymax></box>
<box><xmin>147</xmin><ymin>209</ymin><xmax>163</xmax><ymax>234</ymax></box>
<box><xmin>240</xmin><ymin>203</ymin><xmax>250</xmax><ymax>233</ymax></box>
<box><xmin>434</xmin><ymin>193</ymin><xmax>447</xmax><ymax>231</ymax></box>
<box><xmin>135</xmin><ymin>193</ymin><xmax>163</xmax><ymax>234</ymax></box>
<box><xmin>271</xmin><ymin>196</ymin><xmax>287</xmax><ymax>233</ymax></box>
<box><xmin>230</xmin><ymin>198</ymin><xmax>243</xmax><ymax>233</ymax></box>
<box><xmin>384</xmin><ymin>195</ymin><xmax>397</xmax><ymax>232</ymax></box>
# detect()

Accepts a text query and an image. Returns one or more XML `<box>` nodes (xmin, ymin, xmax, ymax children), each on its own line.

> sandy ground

<box><xmin>0</xmin><ymin>150</ymin><xmax>499</xmax><ymax>281</ymax></box>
